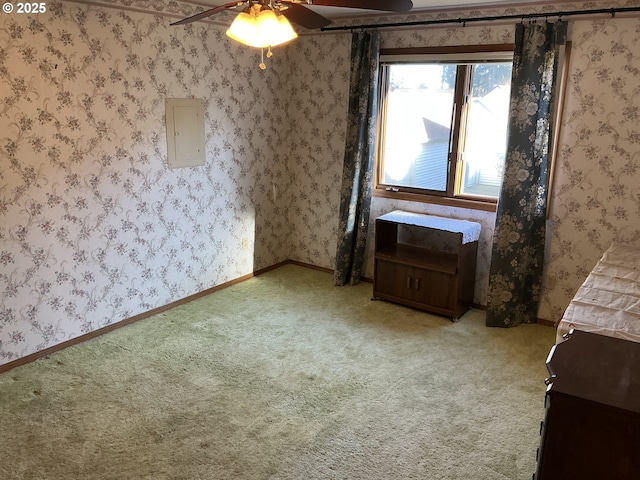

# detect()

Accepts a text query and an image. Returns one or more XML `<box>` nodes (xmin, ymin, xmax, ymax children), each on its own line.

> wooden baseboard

<box><xmin>0</xmin><ymin>269</ymin><xmax>263</xmax><ymax>375</ymax></box>
<box><xmin>285</xmin><ymin>260</ymin><xmax>334</xmax><ymax>275</ymax></box>
<box><xmin>472</xmin><ymin>303</ymin><xmax>555</xmax><ymax>327</ymax></box>
<box><xmin>254</xmin><ymin>259</ymin><xmax>298</xmax><ymax>276</ymax></box>
<box><xmin>0</xmin><ymin>260</ymin><xmax>327</xmax><ymax>374</ymax></box>
<box><xmin>536</xmin><ymin>318</ymin><xmax>556</xmax><ymax>327</ymax></box>
<box><xmin>0</xmin><ymin>261</ymin><xmax>556</xmax><ymax>373</ymax></box>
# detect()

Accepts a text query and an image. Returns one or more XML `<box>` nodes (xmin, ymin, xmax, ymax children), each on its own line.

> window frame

<box><xmin>374</xmin><ymin>44</ymin><xmax>515</xmax><ymax>213</ymax></box>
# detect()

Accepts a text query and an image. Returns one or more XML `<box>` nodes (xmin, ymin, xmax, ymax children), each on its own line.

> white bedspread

<box><xmin>556</xmin><ymin>243</ymin><xmax>640</xmax><ymax>343</ymax></box>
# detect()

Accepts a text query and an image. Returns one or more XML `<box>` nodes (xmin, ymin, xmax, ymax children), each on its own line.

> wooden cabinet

<box><xmin>535</xmin><ymin>330</ymin><xmax>640</xmax><ymax>479</ymax></box>
<box><xmin>375</xmin><ymin>259</ymin><xmax>457</xmax><ymax>311</ymax></box>
<box><xmin>373</xmin><ymin>211</ymin><xmax>480</xmax><ymax>320</ymax></box>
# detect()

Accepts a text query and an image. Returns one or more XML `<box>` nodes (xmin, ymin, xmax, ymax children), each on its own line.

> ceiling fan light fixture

<box><xmin>274</xmin><ymin>14</ymin><xmax>298</xmax><ymax>46</ymax></box>
<box><xmin>226</xmin><ymin>4</ymin><xmax>298</xmax><ymax>49</ymax></box>
<box><xmin>254</xmin><ymin>8</ymin><xmax>280</xmax><ymax>47</ymax></box>
<box><xmin>226</xmin><ymin>10</ymin><xmax>259</xmax><ymax>47</ymax></box>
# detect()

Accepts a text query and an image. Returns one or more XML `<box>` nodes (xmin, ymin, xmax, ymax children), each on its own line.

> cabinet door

<box><xmin>375</xmin><ymin>260</ymin><xmax>415</xmax><ymax>302</ymax></box>
<box><xmin>413</xmin><ymin>268</ymin><xmax>457</xmax><ymax>311</ymax></box>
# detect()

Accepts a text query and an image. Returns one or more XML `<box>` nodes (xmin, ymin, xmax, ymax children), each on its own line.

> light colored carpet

<box><xmin>0</xmin><ymin>264</ymin><xmax>555</xmax><ymax>479</ymax></box>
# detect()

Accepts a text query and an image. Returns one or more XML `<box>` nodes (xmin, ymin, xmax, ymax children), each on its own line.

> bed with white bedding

<box><xmin>555</xmin><ymin>243</ymin><xmax>640</xmax><ymax>344</ymax></box>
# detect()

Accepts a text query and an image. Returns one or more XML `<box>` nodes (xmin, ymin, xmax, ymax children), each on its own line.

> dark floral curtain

<box><xmin>486</xmin><ymin>21</ymin><xmax>567</xmax><ymax>327</ymax></box>
<box><xmin>334</xmin><ymin>31</ymin><xmax>380</xmax><ymax>286</ymax></box>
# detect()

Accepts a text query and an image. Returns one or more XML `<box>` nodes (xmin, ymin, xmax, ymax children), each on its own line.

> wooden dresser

<box><xmin>535</xmin><ymin>329</ymin><xmax>640</xmax><ymax>479</ymax></box>
<box><xmin>373</xmin><ymin>211</ymin><xmax>480</xmax><ymax>320</ymax></box>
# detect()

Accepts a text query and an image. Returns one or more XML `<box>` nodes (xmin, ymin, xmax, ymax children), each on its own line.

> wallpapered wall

<box><xmin>285</xmin><ymin>24</ymin><xmax>513</xmax><ymax>305</ymax></box>
<box><xmin>0</xmin><ymin>1</ymin><xmax>292</xmax><ymax>365</ymax></box>
<box><xmin>543</xmin><ymin>17</ymin><xmax>640</xmax><ymax>320</ymax></box>
<box><xmin>286</xmin><ymin>7</ymin><xmax>640</xmax><ymax>320</ymax></box>
<box><xmin>2</xmin><ymin>0</ymin><xmax>640</xmax><ymax>366</ymax></box>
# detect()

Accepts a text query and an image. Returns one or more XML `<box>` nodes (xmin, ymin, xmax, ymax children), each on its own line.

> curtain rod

<box><xmin>320</xmin><ymin>6</ymin><xmax>640</xmax><ymax>32</ymax></box>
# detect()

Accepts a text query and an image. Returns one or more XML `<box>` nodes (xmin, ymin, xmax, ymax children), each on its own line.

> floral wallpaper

<box><xmin>0</xmin><ymin>1</ymin><xmax>292</xmax><ymax>365</ymax></box>
<box><xmin>285</xmin><ymin>33</ymin><xmax>351</xmax><ymax>268</ymax></box>
<box><xmin>2</xmin><ymin>0</ymin><xmax>640</xmax><ymax>366</ymax></box>
<box><xmin>286</xmin><ymin>1</ymin><xmax>640</xmax><ymax>320</ymax></box>
<box><xmin>287</xmin><ymin>20</ymin><xmax>515</xmax><ymax>305</ymax></box>
<box><xmin>542</xmin><ymin>16</ymin><xmax>640</xmax><ymax>321</ymax></box>
<box><xmin>274</xmin><ymin>25</ymin><xmax>506</xmax><ymax>306</ymax></box>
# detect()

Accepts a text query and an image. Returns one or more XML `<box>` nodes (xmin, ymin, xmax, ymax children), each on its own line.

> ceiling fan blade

<box><xmin>282</xmin><ymin>4</ymin><xmax>332</xmax><ymax>29</ymax></box>
<box><xmin>170</xmin><ymin>1</ymin><xmax>244</xmax><ymax>26</ymax></box>
<box><xmin>309</xmin><ymin>0</ymin><xmax>412</xmax><ymax>12</ymax></box>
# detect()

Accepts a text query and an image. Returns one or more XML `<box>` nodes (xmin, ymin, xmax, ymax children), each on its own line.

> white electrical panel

<box><xmin>165</xmin><ymin>98</ymin><xmax>206</xmax><ymax>168</ymax></box>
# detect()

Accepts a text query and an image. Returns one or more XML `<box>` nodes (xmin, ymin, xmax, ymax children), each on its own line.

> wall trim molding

<box><xmin>0</xmin><ymin>263</ymin><xmax>285</xmax><ymax>374</ymax></box>
<box><xmin>0</xmin><ymin>259</ymin><xmax>553</xmax><ymax>374</ymax></box>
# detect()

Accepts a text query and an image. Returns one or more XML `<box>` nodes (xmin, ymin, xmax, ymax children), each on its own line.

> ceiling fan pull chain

<box><xmin>259</xmin><ymin>46</ymin><xmax>274</xmax><ymax>70</ymax></box>
<box><xmin>260</xmin><ymin>47</ymin><xmax>267</xmax><ymax>70</ymax></box>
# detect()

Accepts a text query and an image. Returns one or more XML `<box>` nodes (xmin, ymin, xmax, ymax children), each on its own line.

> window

<box><xmin>375</xmin><ymin>45</ymin><xmax>514</xmax><ymax>210</ymax></box>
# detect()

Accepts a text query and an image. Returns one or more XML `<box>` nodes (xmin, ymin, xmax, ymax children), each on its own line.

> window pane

<box><xmin>459</xmin><ymin>63</ymin><xmax>512</xmax><ymax>198</ymax></box>
<box><xmin>380</xmin><ymin>64</ymin><xmax>456</xmax><ymax>192</ymax></box>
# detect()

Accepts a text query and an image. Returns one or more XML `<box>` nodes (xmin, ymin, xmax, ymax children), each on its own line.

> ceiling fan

<box><xmin>171</xmin><ymin>1</ymin><xmax>413</xmax><ymax>68</ymax></box>
<box><xmin>171</xmin><ymin>1</ymin><xmax>414</xmax><ymax>29</ymax></box>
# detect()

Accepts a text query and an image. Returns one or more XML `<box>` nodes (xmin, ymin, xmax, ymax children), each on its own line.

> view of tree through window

<box><xmin>378</xmin><ymin>56</ymin><xmax>513</xmax><ymax>202</ymax></box>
